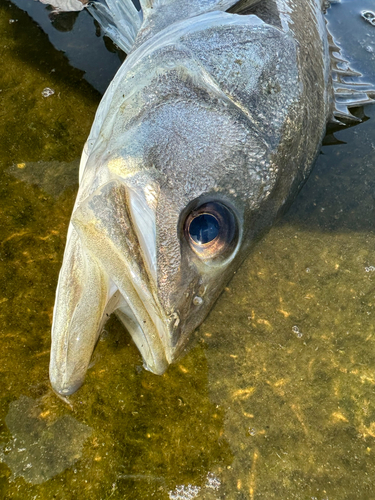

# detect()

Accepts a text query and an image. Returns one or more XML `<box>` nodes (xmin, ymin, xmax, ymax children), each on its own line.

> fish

<box><xmin>47</xmin><ymin>0</ymin><xmax>375</xmax><ymax>395</ymax></box>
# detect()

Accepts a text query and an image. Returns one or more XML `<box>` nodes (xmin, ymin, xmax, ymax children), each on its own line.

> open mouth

<box><xmin>50</xmin><ymin>180</ymin><xmax>172</xmax><ymax>395</ymax></box>
<box><xmin>109</xmin><ymin>283</ymin><xmax>170</xmax><ymax>376</ymax></box>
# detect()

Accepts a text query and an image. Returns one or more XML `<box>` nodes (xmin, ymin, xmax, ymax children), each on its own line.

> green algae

<box><xmin>1</xmin><ymin>0</ymin><xmax>375</xmax><ymax>499</ymax></box>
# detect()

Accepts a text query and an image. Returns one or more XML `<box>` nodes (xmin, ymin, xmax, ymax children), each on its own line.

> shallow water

<box><xmin>1</xmin><ymin>0</ymin><xmax>375</xmax><ymax>498</ymax></box>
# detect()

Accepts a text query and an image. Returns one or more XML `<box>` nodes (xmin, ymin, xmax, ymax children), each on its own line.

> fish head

<box><xmin>50</xmin><ymin>12</ymin><xmax>304</xmax><ymax>395</ymax></box>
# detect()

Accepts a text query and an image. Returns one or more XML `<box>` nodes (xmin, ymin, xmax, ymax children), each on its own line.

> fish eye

<box><xmin>184</xmin><ymin>202</ymin><xmax>237</xmax><ymax>260</ymax></box>
<box><xmin>189</xmin><ymin>213</ymin><xmax>220</xmax><ymax>245</ymax></box>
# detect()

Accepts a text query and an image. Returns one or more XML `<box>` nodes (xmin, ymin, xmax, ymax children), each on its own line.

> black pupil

<box><xmin>189</xmin><ymin>214</ymin><xmax>220</xmax><ymax>245</ymax></box>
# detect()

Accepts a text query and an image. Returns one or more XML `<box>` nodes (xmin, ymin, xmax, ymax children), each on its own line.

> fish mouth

<box><xmin>50</xmin><ymin>275</ymin><xmax>171</xmax><ymax>396</ymax></box>
<box><xmin>109</xmin><ymin>276</ymin><xmax>172</xmax><ymax>377</ymax></box>
<box><xmin>49</xmin><ymin>229</ymin><xmax>171</xmax><ymax>396</ymax></box>
<box><xmin>49</xmin><ymin>180</ymin><xmax>173</xmax><ymax>396</ymax></box>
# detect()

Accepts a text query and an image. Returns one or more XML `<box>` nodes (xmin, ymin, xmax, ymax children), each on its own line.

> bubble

<box><xmin>292</xmin><ymin>326</ymin><xmax>303</xmax><ymax>338</ymax></box>
<box><xmin>168</xmin><ymin>484</ymin><xmax>201</xmax><ymax>500</ymax></box>
<box><xmin>205</xmin><ymin>472</ymin><xmax>221</xmax><ymax>490</ymax></box>
<box><xmin>362</xmin><ymin>11</ymin><xmax>375</xmax><ymax>26</ymax></box>
<box><xmin>41</xmin><ymin>87</ymin><xmax>55</xmax><ymax>98</ymax></box>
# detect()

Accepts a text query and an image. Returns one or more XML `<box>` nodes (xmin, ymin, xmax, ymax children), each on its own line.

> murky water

<box><xmin>1</xmin><ymin>0</ymin><xmax>375</xmax><ymax>498</ymax></box>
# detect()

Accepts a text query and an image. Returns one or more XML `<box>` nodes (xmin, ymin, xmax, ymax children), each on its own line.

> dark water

<box><xmin>0</xmin><ymin>1</ymin><xmax>375</xmax><ymax>498</ymax></box>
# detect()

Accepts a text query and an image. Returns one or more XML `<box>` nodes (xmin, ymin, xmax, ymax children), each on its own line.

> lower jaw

<box><xmin>114</xmin><ymin>297</ymin><xmax>169</xmax><ymax>375</ymax></box>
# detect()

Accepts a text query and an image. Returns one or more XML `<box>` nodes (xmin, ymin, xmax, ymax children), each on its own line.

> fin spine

<box><xmin>87</xmin><ymin>0</ymin><xmax>142</xmax><ymax>53</ymax></box>
<box><xmin>327</xmin><ymin>23</ymin><xmax>375</xmax><ymax>123</ymax></box>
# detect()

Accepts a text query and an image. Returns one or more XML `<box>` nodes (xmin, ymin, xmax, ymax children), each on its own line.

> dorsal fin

<box><xmin>327</xmin><ymin>29</ymin><xmax>375</xmax><ymax>123</ymax></box>
<box><xmin>42</xmin><ymin>0</ymin><xmax>242</xmax><ymax>53</ymax></box>
<box><xmin>87</xmin><ymin>0</ymin><xmax>142</xmax><ymax>53</ymax></box>
<box><xmin>46</xmin><ymin>0</ymin><xmax>241</xmax><ymax>53</ymax></box>
<box><xmin>40</xmin><ymin>0</ymin><xmax>143</xmax><ymax>53</ymax></box>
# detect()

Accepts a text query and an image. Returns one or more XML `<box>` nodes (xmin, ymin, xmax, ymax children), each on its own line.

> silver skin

<box><xmin>50</xmin><ymin>0</ymin><xmax>333</xmax><ymax>395</ymax></box>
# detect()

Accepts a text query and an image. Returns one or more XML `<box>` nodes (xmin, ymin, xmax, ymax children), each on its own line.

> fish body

<box><xmin>48</xmin><ymin>0</ymin><xmax>370</xmax><ymax>395</ymax></box>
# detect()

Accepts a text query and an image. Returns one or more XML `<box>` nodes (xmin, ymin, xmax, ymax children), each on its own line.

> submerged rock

<box><xmin>0</xmin><ymin>396</ymin><xmax>92</xmax><ymax>484</ymax></box>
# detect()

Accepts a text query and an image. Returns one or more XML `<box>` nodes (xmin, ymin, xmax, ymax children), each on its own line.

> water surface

<box><xmin>0</xmin><ymin>1</ymin><xmax>375</xmax><ymax>498</ymax></box>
